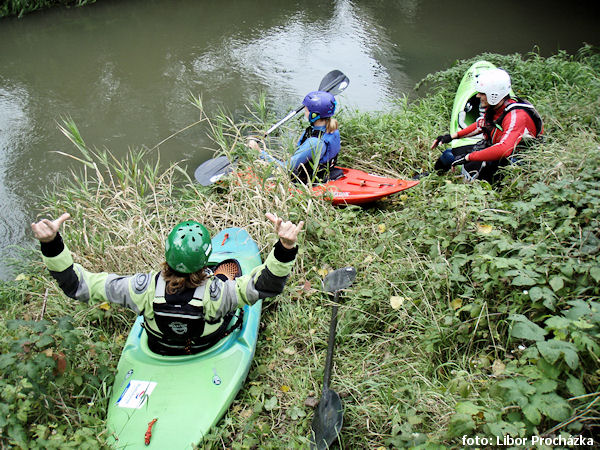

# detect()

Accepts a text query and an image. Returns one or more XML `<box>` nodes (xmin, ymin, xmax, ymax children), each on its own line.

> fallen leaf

<box><xmin>492</xmin><ymin>359</ymin><xmax>505</xmax><ymax>376</ymax></box>
<box><xmin>399</xmin><ymin>194</ymin><xmax>408</xmax><ymax>201</ymax></box>
<box><xmin>283</xmin><ymin>347</ymin><xmax>296</xmax><ymax>355</ymax></box>
<box><xmin>450</xmin><ymin>298</ymin><xmax>463</xmax><ymax>310</ymax></box>
<box><xmin>317</xmin><ymin>268</ymin><xmax>329</xmax><ymax>278</ymax></box>
<box><xmin>53</xmin><ymin>352</ymin><xmax>67</xmax><ymax>375</ymax></box>
<box><xmin>378</xmin><ymin>224</ymin><xmax>386</xmax><ymax>233</ymax></box>
<box><xmin>15</xmin><ymin>273</ymin><xmax>30</xmax><ymax>281</ymax></box>
<box><xmin>99</xmin><ymin>302</ymin><xmax>111</xmax><ymax>311</ymax></box>
<box><xmin>43</xmin><ymin>348</ymin><xmax>53</xmax><ymax>358</ymax></box>
<box><xmin>280</xmin><ymin>385</ymin><xmax>290</xmax><ymax>393</ymax></box>
<box><xmin>301</xmin><ymin>280</ymin><xmax>312</xmax><ymax>291</ymax></box>
<box><xmin>476</xmin><ymin>223</ymin><xmax>493</xmax><ymax>234</ymax></box>
<box><xmin>390</xmin><ymin>296</ymin><xmax>404</xmax><ymax>310</ymax></box>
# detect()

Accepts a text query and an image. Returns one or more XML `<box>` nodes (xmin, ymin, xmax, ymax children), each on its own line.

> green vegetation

<box><xmin>1</xmin><ymin>48</ymin><xmax>599</xmax><ymax>448</ymax></box>
<box><xmin>0</xmin><ymin>0</ymin><xmax>95</xmax><ymax>19</ymax></box>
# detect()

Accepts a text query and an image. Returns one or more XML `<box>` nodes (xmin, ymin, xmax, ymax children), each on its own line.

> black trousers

<box><xmin>434</xmin><ymin>144</ymin><xmax>509</xmax><ymax>184</ymax></box>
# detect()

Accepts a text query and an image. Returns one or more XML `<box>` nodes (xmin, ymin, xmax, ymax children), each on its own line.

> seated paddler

<box><xmin>248</xmin><ymin>90</ymin><xmax>342</xmax><ymax>183</ymax></box>
<box><xmin>31</xmin><ymin>212</ymin><xmax>303</xmax><ymax>356</ymax></box>
<box><xmin>430</xmin><ymin>68</ymin><xmax>543</xmax><ymax>183</ymax></box>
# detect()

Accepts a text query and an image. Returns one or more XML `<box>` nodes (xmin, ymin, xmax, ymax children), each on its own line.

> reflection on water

<box><xmin>0</xmin><ymin>0</ymin><xmax>598</xmax><ymax>278</ymax></box>
<box><xmin>0</xmin><ymin>86</ymin><xmax>30</xmax><ymax>274</ymax></box>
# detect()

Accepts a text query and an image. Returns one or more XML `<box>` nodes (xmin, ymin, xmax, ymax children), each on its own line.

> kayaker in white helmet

<box><xmin>31</xmin><ymin>212</ymin><xmax>303</xmax><ymax>355</ymax></box>
<box><xmin>430</xmin><ymin>68</ymin><xmax>543</xmax><ymax>183</ymax></box>
<box><xmin>248</xmin><ymin>90</ymin><xmax>342</xmax><ymax>183</ymax></box>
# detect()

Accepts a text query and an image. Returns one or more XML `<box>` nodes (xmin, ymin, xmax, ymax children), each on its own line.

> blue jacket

<box><xmin>260</xmin><ymin>125</ymin><xmax>341</xmax><ymax>171</ymax></box>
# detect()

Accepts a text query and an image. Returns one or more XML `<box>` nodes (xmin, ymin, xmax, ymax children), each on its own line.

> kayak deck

<box><xmin>312</xmin><ymin>167</ymin><xmax>419</xmax><ymax>205</ymax></box>
<box><xmin>106</xmin><ymin>228</ymin><xmax>262</xmax><ymax>449</ymax></box>
<box><xmin>234</xmin><ymin>166</ymin><xmax>418</xmax><ymax>206</ymax></box>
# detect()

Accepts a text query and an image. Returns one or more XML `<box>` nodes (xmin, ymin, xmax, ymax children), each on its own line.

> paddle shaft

<box><xmin>322</xmin><ymin>291</ymin><xmax>340</xmax><ymax>394</ymax></box>
<box><xmin>263</xmin><ymin>70</ymin><xmax>348</xmax><ymax>137</ymax></box>
<box><xmin>264</xmin><ymin>106</ymin><xmax>303</xmax><ymax>137</ymax></box>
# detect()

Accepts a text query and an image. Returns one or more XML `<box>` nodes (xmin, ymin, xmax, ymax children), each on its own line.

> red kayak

<box><xmin>194</xmin><ymin>156</ymin><xmax>419</xmax><ymax>206</ymax></box>
<box><xmin>232</xmin><ymin>166</ymin><xmax>418</xmax><ymax>206</ymax></box>
<box><xmin>311</xmin><ymin>167</ymin><xmax>419</xmax><ymax>205</ymax></box>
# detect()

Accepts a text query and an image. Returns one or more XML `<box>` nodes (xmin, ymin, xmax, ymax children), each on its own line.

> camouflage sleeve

<box><xmin>202</xmin><ymin>241</ymin><xmax>297</xmax><ymax>321</ymax></box>
<box><xmin>41</xmin><ymin>238</ymin><xmax>155</xmax><ymax>315</ymax></box>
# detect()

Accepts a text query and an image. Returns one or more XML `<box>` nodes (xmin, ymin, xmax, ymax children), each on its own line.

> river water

<box><xmin>1</xmin><ymin>0</ymin><xmax>599</xmax><ymax>278</ymax></box>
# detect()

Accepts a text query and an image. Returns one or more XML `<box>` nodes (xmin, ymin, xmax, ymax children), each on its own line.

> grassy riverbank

<box><xmin>0</xmin><ymin>0</ymin><xmax>95</xmax><ymax>19</ymax></box>
<box><xmin>1</xmin><ymin>48</ymin><xmax>599</xmax><ymax>448</ymax></box>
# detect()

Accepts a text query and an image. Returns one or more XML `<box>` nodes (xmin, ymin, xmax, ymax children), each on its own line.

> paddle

<box><xmin>193</xmin><ymin>155</ymin><xmax>233</xmax><ymax>186</ymax></box>
<box><xmin>310</xmin><ymin>266</ymin><xmax>357</xmax><ymax>450</ymax></box>
<box><xmin>263</xmin><ymin>70</ymin><xmax>349</xmax><ymax>137</ymax></box>
<box><xmin>194</xmin><ymin>70</ymin><xmax>349</xmax><ymax>186</ymax></box>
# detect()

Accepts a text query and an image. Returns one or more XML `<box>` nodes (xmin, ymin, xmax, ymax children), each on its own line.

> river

<box><xmin>1</xmin><ymin>0</ymin><xmax>598</xmax><ymax>278</ymax></box>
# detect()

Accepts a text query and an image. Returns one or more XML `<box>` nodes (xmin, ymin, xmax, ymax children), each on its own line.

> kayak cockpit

<box><xmin>458</xmin><ymin>94</ymin><xmax>484</xmax><ymax>129</ymax></box>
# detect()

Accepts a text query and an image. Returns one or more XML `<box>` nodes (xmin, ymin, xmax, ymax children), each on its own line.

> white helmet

<box><xmin>475</xmin><ymin>68</ymin><xmax>511</xmax><ymax>105</ymax></box>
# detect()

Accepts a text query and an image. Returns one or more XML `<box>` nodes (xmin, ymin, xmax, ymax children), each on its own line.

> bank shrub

<box><xmin>0</xmin><ymin>0</ymin><xmax>96</xmax><ymax>19</ymax></box>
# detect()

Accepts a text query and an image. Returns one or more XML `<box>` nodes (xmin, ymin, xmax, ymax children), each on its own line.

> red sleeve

<box><xmin>456</xmin><ymin>120</ymin><xmax>481</xmax><ymax>139</ymax></box>
<box><xmin>468</xmin><ymin>110</ymin><xmax>534</xmax><ymax>161</ymax></box>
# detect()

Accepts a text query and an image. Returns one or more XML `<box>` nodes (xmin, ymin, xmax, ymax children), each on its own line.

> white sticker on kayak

<box><xmin>116</xmin><ymin>380</ymin><xmax>157</xmax><ymax>409</ymax></box>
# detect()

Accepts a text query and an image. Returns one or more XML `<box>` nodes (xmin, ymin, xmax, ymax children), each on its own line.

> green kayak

<box><xmin>450</xmin><ymin>60</ymin><xmax>515</xmax><ymax>149</ymax></box>
<box><xmin>106</xmin><ymin>227</ymin><xmax>262</xmax><ymax>449</ymax></box>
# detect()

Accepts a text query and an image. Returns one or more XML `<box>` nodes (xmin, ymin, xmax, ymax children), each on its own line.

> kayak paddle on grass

<box><xmin>310</xmin><ymin>267</ymin><xmax>356</xmax><ymax>450</ymax></box>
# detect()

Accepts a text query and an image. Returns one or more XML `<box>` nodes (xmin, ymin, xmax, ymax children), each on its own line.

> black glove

<box><xmin>451</xmin><ymin>155</ymin><xmax>468</xmax><ymax>167</ymax></box>
<box><xmin>436</xmin><ymin>134</ymin><xmax>453</xmax><ymax>145</ymax></box>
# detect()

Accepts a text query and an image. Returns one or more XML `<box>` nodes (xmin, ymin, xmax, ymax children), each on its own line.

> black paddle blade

<box><xmin>310</xmin><ymin>389</ymin><xmax>343</xmax><ymax>450</ymax></box>
<box><xmin>193</xmin><ymin>155</ymin><xmax>233</xmax><ymax>186</ymax></box>
<box><xmin>318</xmin><ymin>70</ymin><xmax>350</xmax><ymax>96</ymax></box>
<box><xmin>323</xmin><ymin>267</ymin><xmax>356</xmax><ymax>293</ymax></box>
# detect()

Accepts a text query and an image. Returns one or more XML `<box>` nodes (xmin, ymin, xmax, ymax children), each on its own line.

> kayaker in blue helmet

<box><xmin>430</xmin><ymin>68</ymin><xmax>543</xmax><ymax>183</ymax></box>
<box><xmin>248</xmin><ymin>90</ymin><xmax>341</xmax><ymax>183</ymax></box>
<box><xmin>31</xmin><ymin>212</ymin><xmax>303</xmax><ymax>356</ymax></box>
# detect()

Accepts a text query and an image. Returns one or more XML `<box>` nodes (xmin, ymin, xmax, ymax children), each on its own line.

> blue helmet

<box><xmin>302</xmin><ymin>91</ymin><xmax>336</xmax><ymax>123</ymax></box>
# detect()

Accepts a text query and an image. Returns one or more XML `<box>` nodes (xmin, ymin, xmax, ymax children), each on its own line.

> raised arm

<box><xmin>202</xmin><ymin>213</ymin><xmax>304</xmax><ymax>321</ymax></box>
<box><xmin>32</xmin><ymin>213</ymin><xmax>156</xmax><ymax>315</ymax></box>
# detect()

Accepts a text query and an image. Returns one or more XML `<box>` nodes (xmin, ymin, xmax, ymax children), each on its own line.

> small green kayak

<box><xmin>450</xmin><ymin>60</ymin><xmax>495</xmax><ymax>148</ymax></box>
<box><xmin>106</xmin><ymin>228</ymin><xmax>262</xmax><ymax>449</ymax></box>
<box><xmin>450</xmin><ymin>60</ymin><xmax>509</xmax><ymax>148</ymax></box>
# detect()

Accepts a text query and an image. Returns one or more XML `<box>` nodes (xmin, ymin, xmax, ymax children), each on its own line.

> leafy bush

<box><xmin>0</xmin><ymin>313</ymin><xmax>112</xmax><ymax>447</ymax></box>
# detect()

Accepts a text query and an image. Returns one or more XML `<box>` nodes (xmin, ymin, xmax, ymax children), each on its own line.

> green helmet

<box><xmin>165</xmin><ymin>221</ymin><xmax>212</xmax><ymax>273</ymax></box>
